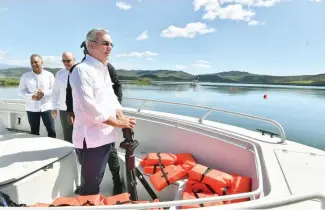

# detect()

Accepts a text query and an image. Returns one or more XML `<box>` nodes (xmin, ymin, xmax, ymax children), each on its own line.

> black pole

<box><xmin>119</xmin><ymin>128</ymin><xmax>158</xmax><ymax>201</ymax></box>
<box><xmin>120</xmin><ymin>128</ymin><xmax>139</xmax><ymax>201</ymax></box>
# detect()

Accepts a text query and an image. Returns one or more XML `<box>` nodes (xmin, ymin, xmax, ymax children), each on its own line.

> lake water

<box><xmin>1</xmin><ymin>83</ymin><xmax>325</xmax><ymax>151</ymax></box>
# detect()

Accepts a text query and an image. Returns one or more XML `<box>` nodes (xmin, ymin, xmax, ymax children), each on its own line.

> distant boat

<box><xmin>190</xmin><ymin>76</ymin><xmax>200</xmax><ymax>87</ymax></box>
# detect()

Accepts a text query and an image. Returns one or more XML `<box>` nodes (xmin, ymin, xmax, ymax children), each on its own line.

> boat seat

<box><xmin>117</xmin><ymin>150</ymin><xmax>187</xmax><ymax>207</ymax></box>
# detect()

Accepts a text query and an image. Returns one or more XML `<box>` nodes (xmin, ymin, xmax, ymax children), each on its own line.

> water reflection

<box><xmin>122</xmin><ymin>83</ymin><xmax>325</xmax><ymax>151</ymax></box>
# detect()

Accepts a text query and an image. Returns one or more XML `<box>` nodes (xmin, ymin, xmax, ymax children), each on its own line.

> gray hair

<box><xmin>30</xmin><ymin>54</ymin><xmax>42</xmax><ymax>60</ymax></box>
<box><xmin>85</xmin><ymin>28</ymin><xmax>110</xmax><ymax>51</ymax></box>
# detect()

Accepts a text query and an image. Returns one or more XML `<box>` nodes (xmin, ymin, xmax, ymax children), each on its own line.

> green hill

<box><xmin>0</xmin><ymin>67</ymin><xmax>61</xmax><ymax>78</ymax></box>
<box><xmin>215</xmin><ymin>71</ymin><xmax>254</xmax><ymax>81</ymax></box>
<box><xmin>116</xmin><ymin>69</ymin><xmax>194</xmax><ymax>81</ymax></box>
<box><xmin>0</xmin><ymin>67</ymin><xmax>324</xmax><ymax>86</ymax></box>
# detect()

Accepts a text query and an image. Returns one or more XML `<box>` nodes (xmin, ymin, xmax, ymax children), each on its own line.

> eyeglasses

<box><xmin>62</xmin><ymin>60</ymin><xmax>71</xmax><ymax>63</ymax></box>
<box><xmin>89</xmin><ymin>40</ymin><xmax>114</xmax><ymax>48</ymax></box>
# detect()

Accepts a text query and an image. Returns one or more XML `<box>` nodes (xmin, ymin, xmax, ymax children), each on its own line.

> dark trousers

<box><xmin>59</xmin><ymin>110</ymin><xmax>73</xmax><ymax>143</ymax></box>
<box><xmin>75</xmin><ymin>140</ymin><xmax>115</xmax><ymax>195</ymax></box>
<box><xmin>27</xmin><ymin>110</ymin><xmax>56</xmax><ymax>138</ymax></box>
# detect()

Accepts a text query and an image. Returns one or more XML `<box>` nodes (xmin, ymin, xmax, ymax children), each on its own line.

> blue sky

<box><xmin>0</xmin><ymin>0</ymin><xmax>324</xmax><ymax>76</ymax></box>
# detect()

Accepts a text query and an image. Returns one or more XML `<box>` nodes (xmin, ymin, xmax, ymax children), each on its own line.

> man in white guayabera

<box><xmin>18</xmin><ymin>54</ymin><xmax>56</xmax><ymax>138</ymax></box>
<box><xmin>69</xmin><ymin>28</ymin><xmax>136</xmax><ymax>195</ymax></box>
<box><xmin>51</xmin><ymin>52</ymin><xmax>75</xmax><ymax>143</ymax></box>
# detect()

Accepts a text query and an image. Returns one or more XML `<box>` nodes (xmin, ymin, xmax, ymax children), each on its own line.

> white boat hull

<box><xmin>0</xmin><ymin>98</ymin><xmax>324</xmax><ymax>209</ymax></box>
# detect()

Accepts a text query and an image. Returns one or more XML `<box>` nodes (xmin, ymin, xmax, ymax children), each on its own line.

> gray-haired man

<box><xmin>69</xmin><ymin>28</ymin><xmax>136</xmax><ymax>195</ymax></box>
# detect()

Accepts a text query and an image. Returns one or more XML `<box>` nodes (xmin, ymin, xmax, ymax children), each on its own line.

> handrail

<box><xmin>23</xmin><ymin>193</ymin><xmax>323</xmax><ymax>209</ymax></box>
<box><xmin>123</xmin><ymin>97</ymin><xmax>286</xmax><ymax>144</ymax></box>
<box><xmin>0</xmin><ymin>99</ymin><xmax>265</xmax><ymax>208</ymax></box>
<box><xmin>0</xmin><ymin>97</ymin><xmax>286</xmax><ymax>143</ymax></box>
<box><xmin>221</xmin><ymin>192</ymin><xmax>325</xmax><ymax>209</ymax></box>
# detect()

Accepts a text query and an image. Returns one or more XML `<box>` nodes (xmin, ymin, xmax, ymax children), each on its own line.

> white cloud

<box><xmin>193</xmin><ymin>0</ymin><xmax>284</xmax><ymax>23</ymax></box>
<box><xmin>193</xmin><ymin>0</ymin><xmax>220</xmax><ymax>11</ymax></box>
<box><xmin>197</xmin><ymin>60</ymin><xmax>210</xmax><ymax>64</ymax></box>
<box><xmin>219</xmin><ymin>0</ymin><xmax>282</xmax><ymax>6</ymax></box>
<box><xmin>3</xmin><ymin>59</ymin><xmax>29</xmax><ymax>67</ymax></box>
<box><xmin>136</xmin><ymin>31</ymin><xmax>148</xmax><ymax>41</ymax></box>
<box><xmin>160</xmin><ymin>22</ymin><xmax>216</xmax><ymax>38</ymax></box>
<box><xmin>42</xmin><ymin>56</ymin><xmax>63</xmax><ymax>68</ymax></box>
<box><xmin>205</xmin><ymin>3</ymin><xmax>255</xmax><ymax>21</ymax></box>
<box><xmin>1</xmin><ymin>55</ymin><xmax>63</xmax><ymax>68</ymax></box>
<box><xmin>254</xmin><ymin>0</ymin><xmax>281</xmax><ymax>7</ymax></box>
<box><xmin>220</xmin><ymin>0</ymin><xmax>256</xmax><ymax>6</ymax></box>
<box><xmin>192</xmin><ymin>60</ymin><xmax>211</xmax><ymax>68</ymax></box>
<box><xmin>310</xmin><ymin>0</ymin><xmax>324</xmax><ymax>2</ymax></box>
<box><xmin>0</xmin><ymin>50</ymin><xmax>8</xmax><ymax>60</ymax></box>
<box><xmin>116</xmin><ymin>1</ymin><xmax>131</xmax><ymax>10</ymax></box>
<box><xmin>248</xmin><ymin>20</ymin><xmax>265</xmax><ymax>26</ymax></box>
<box><xmin>116</xmin><ymin>51</ymin><xmax>158</xmax><ymax>58</ymax></box>
<box><xmin>176</xmin><ymin>65</ymin><xmax>187</xmax><ymax>70</ymax></box>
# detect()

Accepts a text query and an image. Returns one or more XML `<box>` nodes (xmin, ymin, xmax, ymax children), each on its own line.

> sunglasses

<box><xmin>89</xmin><ymin>40</ymin><xmax>114</xmax><ymax>48</ymax></box>
<box><xmin>62</xmin><ymin>60</ymin><xmax>72</xmax><ymax>63</ymax></box>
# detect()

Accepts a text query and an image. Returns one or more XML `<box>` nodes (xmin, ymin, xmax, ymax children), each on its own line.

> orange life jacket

<box><xmin>103</xmin><ymin>193</ymin><xmax>132</xmax><ymax>205</ymax></box>
<box><xmin>50</xmin><ymin>194</ymin><xmax>105</xmax><ymax>206</ymax></box>
<box><xmin>51</xmin><ymin>197</ymin><xmax>79</xmax><ymax>206</ymax></box>
<box><xmin>140</xmin><ymin>153</ymin><xmax>177</xmax><ymax>167</ymax></box>
<box><xmin>188</xmin><ymin>164</ymin><xmax>233</xmax><ymax>195</ymax></box>
<box><xmin>27</xmin><ymin>193</ymin><xmax>165</xmax><ymax>208</ymax></box>
<box><xmin>175</xmin><ymin>153</ymin><xmax>197</xmax><ymax>172</ymax></box>
<box><xmin>184</xmin><ymin>179</ymin><xmax>227</xmax><ymax>195</ymax></box>
<box><xmin>224</xmin><ymin>174</ymin><xmax>251</xmax><ymax>204</ymax></box>
<box><xmin>181</xmin><ymin>191</ymin><xmax>223</xmax><ymax>209</ymax></box>
<box><xmin>150</xmin><ymin>165</ymin><xmax>187</xmax><ymax>191</ymax></box>
<box><xmin>143</xmin><ymin>164</ymin><xmax>166</xmax><ymax>174</ymax></box>
<box><xmin>27</xmin><ymin>203</ymin><xmax>51</xmax><ymax>207</ymax></box>
<box><xmin>75</xmin><ymin>194</ymin><xmax>105</xmax><ymax>206</ymax></box>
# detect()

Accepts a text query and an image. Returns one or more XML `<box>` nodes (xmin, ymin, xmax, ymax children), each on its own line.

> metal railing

<box><xmin>225</xmin><ymin>192</ymin><xmax>325</xmax><ymax>209</ymax></box>
<box><xmin>2</xmin><ymin>99</ymin><xmax>319</xmax><ymax>210</ymax></box>
<box><xmin>0</xmin><ymin>99</ymin><xmax>264</xmax><ymax>204</ymax></box>
<box><xmin>13</xmin><ymin>193</ymin><xmax>321</xmax><ymax>209</ymax></box>
<box><xmin>123</xmin><ymin>97</ymin><xmax>286</xmax><ymax>144</ymax></box>
<box><xmin>0</xmin><ymin>98</ymin><xmax>287</xmax><ymax>143</ymax></box>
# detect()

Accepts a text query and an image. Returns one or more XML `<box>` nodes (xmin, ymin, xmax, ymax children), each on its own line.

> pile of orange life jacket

<box><xmin>26</xmin><ymin>193</ymin><xmax>163</xmax><ymax>210</ymax></box>
<box><xmin>140</xmin><ymin>152</ymin><xmax>252</xmax><ymax>208</ymax></box>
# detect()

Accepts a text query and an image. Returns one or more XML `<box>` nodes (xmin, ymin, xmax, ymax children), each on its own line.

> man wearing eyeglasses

<box><xmin>51</xmin><ymin>52</ymin><xmax>75</xmax><ymax>143</ymax></box>
<box><xmin>69</xmin><ymin>28</ymin><xmax>136</xmax><ymax>196</ymax></box>
<box><xmin>66</xmin><ymin>37</ymin><xmax>124</xmax><ymax>196</ymax></box>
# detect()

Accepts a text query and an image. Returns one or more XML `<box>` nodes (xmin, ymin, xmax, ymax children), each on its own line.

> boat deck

<box><xmin>1</xmin><ymin>98</ymin><xmax>325</xmax><ymax>209</ymax></box>
<box><xmin>274</xmin><ymin>149</ymin><xmax>325</xmax><ymax>195</ymax></box>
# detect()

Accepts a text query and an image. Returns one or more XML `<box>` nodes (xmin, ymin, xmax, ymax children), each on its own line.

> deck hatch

<box><xmin>274</xmin><ymin>149</ymin><xmax>325</xmax><ymax>195</ymax></box>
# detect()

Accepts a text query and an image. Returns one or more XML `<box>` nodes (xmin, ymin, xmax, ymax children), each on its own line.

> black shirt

<box><xmin>65</xmin><ymin>62</ymin><xmax>123</xmax><ymax>113</ymax></box>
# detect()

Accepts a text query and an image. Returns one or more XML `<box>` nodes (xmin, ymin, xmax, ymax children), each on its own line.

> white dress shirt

<box><xmin>51</xmin><ymin>68</ymin><xmax>70</xmax><ymax>111</ymax></box>
<box><xmin>69</xmin><ymin>55</ymin><xmax>122</xmax><ymax>149</ymax></box>
<box><xmin>18</xmin><ymin>69</ymin><xmax>55</xmax><ymax>112</ymax></box>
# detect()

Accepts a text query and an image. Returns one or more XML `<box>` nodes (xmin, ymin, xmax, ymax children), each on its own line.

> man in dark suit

<box><xmin>66</xmin><ymin>41</ymin><xmax>123</xmax><ymax>195</ymax></box>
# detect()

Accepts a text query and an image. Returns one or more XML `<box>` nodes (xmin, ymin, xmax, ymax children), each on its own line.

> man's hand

<box><xmin>36</xmin><ymin>90</ymin><xmax>44</xmax><ymax>99</ymax></box>
<box><xmin>116</xmin><ymin>117</ymin><xmax>136</xmax><ymax>129</ymax></box>
<box><xmin>51</xmin><ymin>110</ymin><xmax>57</xmax><ymax>118</ymax></box>
<box><xmin>32</xmin><ymin>95</ymin><xmax>41</xmax><ymax>101</ymax></box>
<box><xmin>67</xmin><ymin>112</ymin><xmax>75</xmax><ymax>125</ymax></box>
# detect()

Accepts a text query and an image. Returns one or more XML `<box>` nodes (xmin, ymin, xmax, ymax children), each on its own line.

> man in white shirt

<box><xmin>51</xmin><ymin>52</ymin><xmax>75</xmax><ymax>143</ymax></box>
<box><xmin>18</xmin><ymin>54</ymin><xmax>56</xmax><ymax>138</ymax></box>
<box><xmin>69</xmin><ymin>28</ymin><xmax>136</xmax><ymax>195</ymax></box>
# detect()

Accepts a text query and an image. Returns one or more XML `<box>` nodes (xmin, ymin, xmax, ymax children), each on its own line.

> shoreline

<box><xmin>2</xmin><ymin>80</ymin><xmax>325</xmax><ymax>89</ymax></box>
